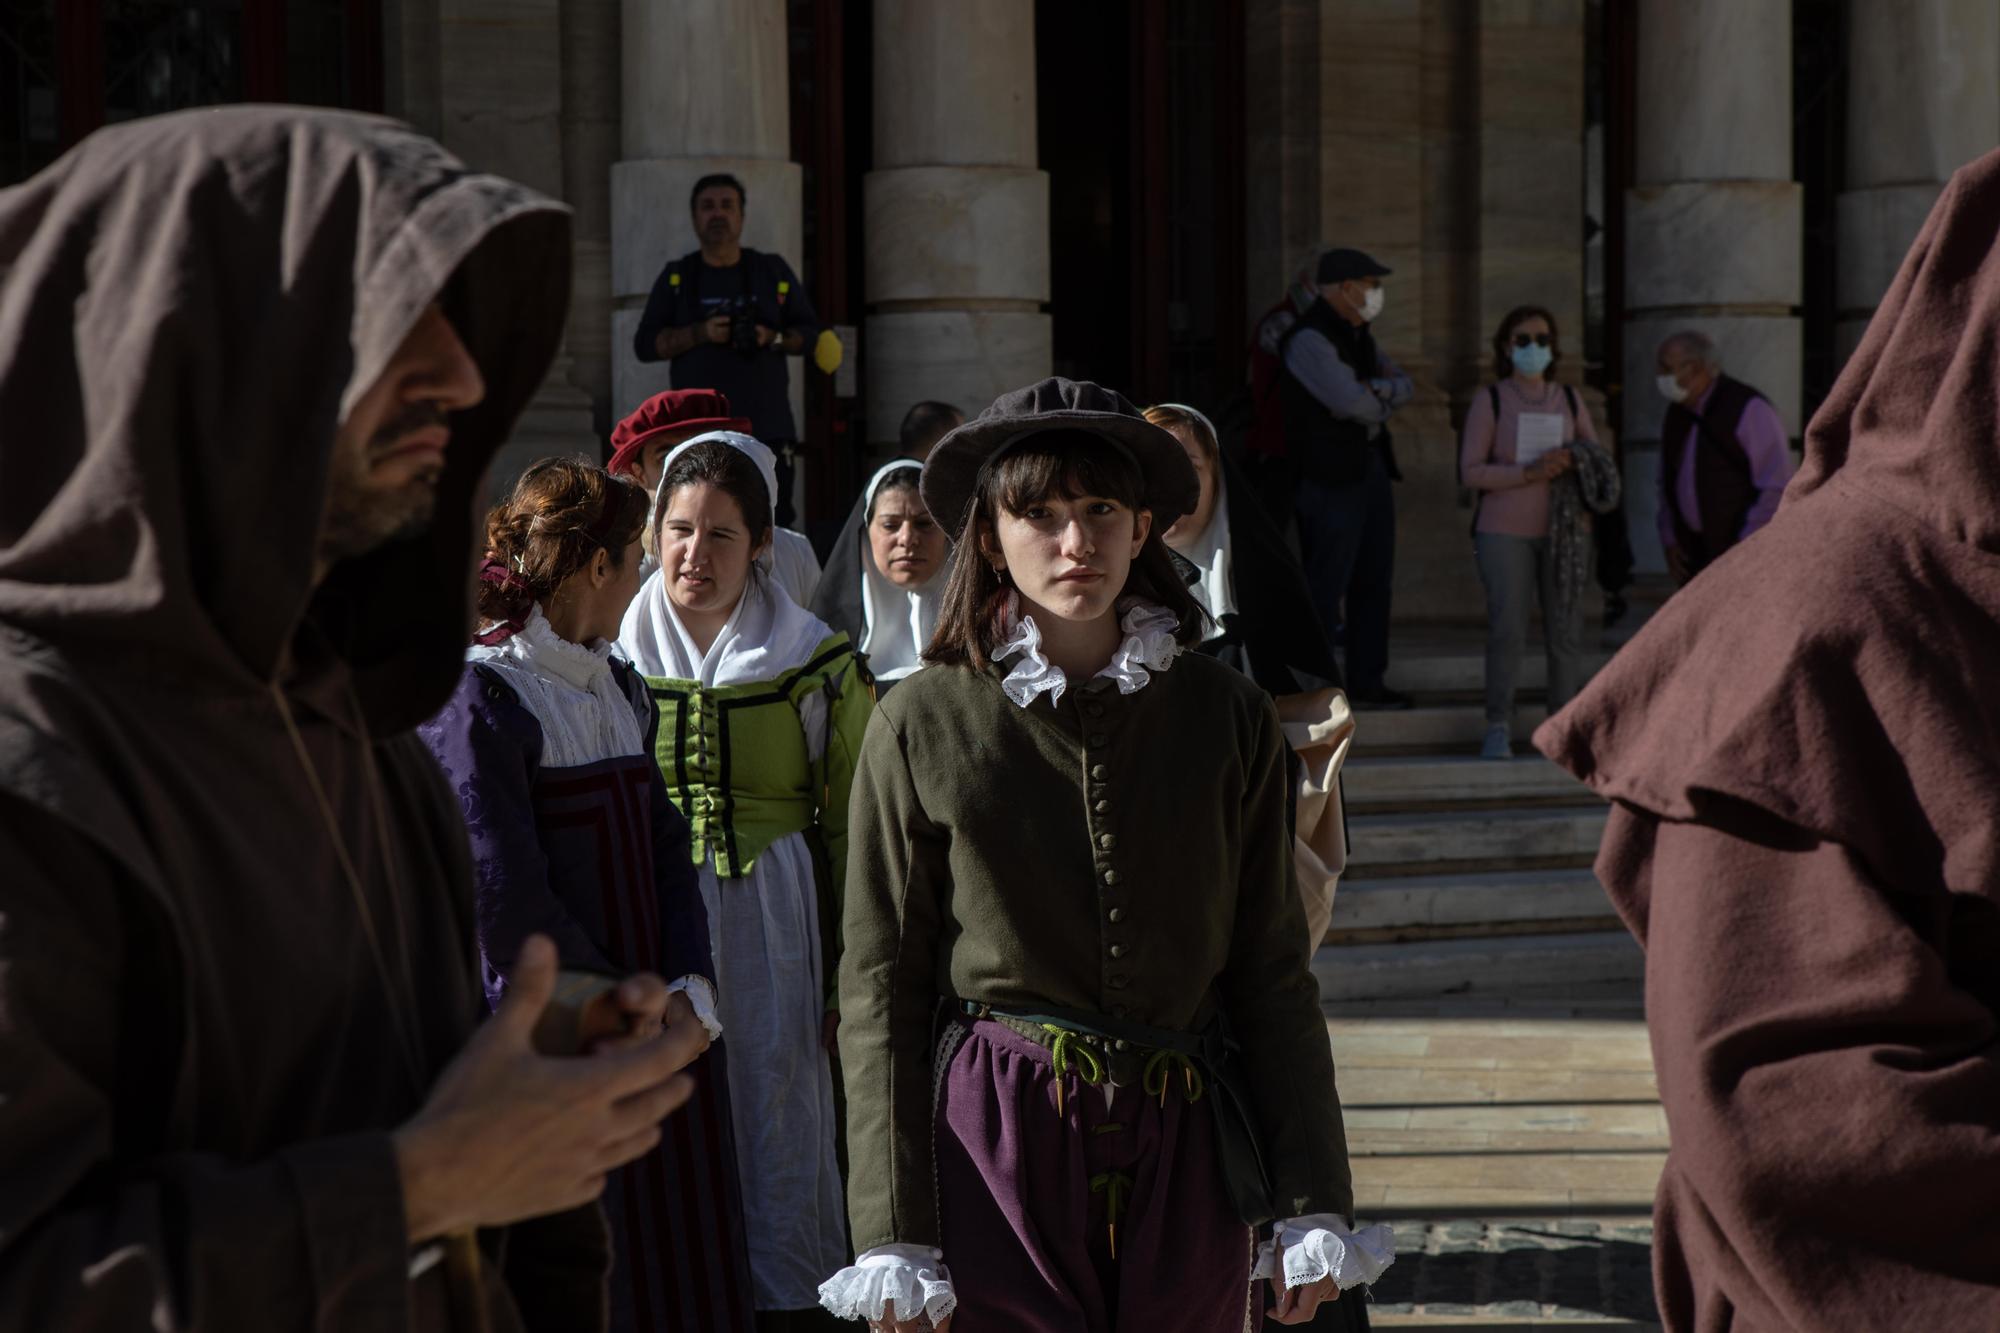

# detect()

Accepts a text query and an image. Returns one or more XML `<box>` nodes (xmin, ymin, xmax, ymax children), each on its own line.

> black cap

<box><xmin>1316</xmin><ymin>248</ymin><xmax>1393</xmax><ymax>284</ymax></box>
<box><xmin>921</xmin><ymin>378</ymin><xmax>1200</xmax><ymax>542</ymax></box>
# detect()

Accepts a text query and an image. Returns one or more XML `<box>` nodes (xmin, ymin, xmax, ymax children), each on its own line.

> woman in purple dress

<box><xmin>420</xmin><ymin>458</ymin><xmax>757</xmax><ymax>1333</ymax></box>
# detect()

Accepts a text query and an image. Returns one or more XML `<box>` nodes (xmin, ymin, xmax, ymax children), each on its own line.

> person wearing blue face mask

<box><xmin>1458</xmin><ymin>306</ymin><xmax>1622</xmax><ymax>759</ymax></box>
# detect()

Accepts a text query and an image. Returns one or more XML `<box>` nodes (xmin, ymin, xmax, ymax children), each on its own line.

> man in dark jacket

<box><xmin>1279</xmin><ymin>248</ymin><xmax>1415</xmax><ymax>709</ymax></box>
<box><xmin>632</xmin><ymin>174</ymin><xmax>821</xmax><ymax>523</ymax></box>
<box><xmin>1653</xmin><ymin>330</ymin><xmax>1795</xmax><ymax>585</ymax></box>
<box><xmin>0</xmin><ymin>107</ymin><xmax>706</xmax><ymax>1331</ymax></box>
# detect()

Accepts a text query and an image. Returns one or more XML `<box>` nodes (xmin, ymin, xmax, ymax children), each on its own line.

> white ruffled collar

<box><xmin>992</xmin><ymin>594</ymin><xmax>1182</xmax><ymax>708</ymax></box>
<box><xmin>471</xmin><ymin>603</ymin><xmax>616</xmax><ymax>690</ymax></box>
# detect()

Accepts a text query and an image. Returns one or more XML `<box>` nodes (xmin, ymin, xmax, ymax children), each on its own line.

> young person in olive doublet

<box><xmin>0</xmin><ymin>108</ymin><xmax>705</xmax><ymax>1331</ymax></box>
<box><xmin>819</xmin><ymin>380</ymin><xmax>1393</xmax><ymax>1332</ymax></box>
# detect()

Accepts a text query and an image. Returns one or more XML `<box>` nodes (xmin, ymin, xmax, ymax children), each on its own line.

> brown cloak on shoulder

<box><xmin>1536</xmin><ymin>151</ymin><xmax>2000</xmax><ymax>1331</ymax></box>
<box><xmin>0</xmin><ymin>108</ymin><xmax>595</xmax><ymax>1330</ymax></box>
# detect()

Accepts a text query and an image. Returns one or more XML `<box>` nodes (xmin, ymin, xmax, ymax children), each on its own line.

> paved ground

<box><xmin>1325</xmin><ymin>985</ymin><xmax>1663</xmax><ymax>1329</ymax></box>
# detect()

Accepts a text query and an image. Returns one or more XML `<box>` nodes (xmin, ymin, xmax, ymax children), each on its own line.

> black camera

<box><xmin>720</xmin><ymin>294</ymin><xmax>762</xmax><ymax>357</ymax></box>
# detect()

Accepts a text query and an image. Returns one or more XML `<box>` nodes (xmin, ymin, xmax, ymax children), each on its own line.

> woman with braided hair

<box><xmin>420</xmin><ymin>456</ymin><xmax>759</xmax><ymax>1333</ymax></box>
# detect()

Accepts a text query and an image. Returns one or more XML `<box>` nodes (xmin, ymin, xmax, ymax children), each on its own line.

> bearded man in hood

<box><xmin>0</xmin><ymin>107</ymin><xmax>710</xmax><ymax>1330</ymax></box>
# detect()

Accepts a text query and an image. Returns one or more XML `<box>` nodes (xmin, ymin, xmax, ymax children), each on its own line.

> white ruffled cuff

<box><xmin>819</xmin><ymin>1245</ymin><xmax>956</xmax><ymax>1325</ymax></box>
<box><xmin>1251</xmin><ymin>1215</ymin><xmax>1397</xmax><ymax>1291</ymax></box>
<box><xmin>667</xmin><ymin>975</ymin><xmax>724</xmax><ymax>1042</ymax></box>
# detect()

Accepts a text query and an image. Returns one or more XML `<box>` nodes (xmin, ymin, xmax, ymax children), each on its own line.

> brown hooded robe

<box><xmin>0</xmin><ymin>108</ymin><xmax>598</xmax><ymax>1330</ymax></box>
<box><xmin>1536</xmin><ymin>151</ymin><xmax>2000</xmax><ymax>1331</ymax></box>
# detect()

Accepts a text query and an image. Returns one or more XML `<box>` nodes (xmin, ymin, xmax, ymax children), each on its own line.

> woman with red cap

<box><xmin>612</xmin><ymin>389</ymin><xmax>823</xmax><ymax>606</ymax></box>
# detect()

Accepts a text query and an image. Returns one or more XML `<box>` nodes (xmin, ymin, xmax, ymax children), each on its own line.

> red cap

<box><xmin>608</xmin><ymin>389</ymin><xmax>753</xmax><ymax>479</ymax></box>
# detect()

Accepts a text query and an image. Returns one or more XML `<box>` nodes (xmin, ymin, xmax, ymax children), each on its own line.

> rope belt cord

<box><xmin>1042</xmin><ymin>1024</ymin><xmax>1106</xmax><ymax>1116</ymax></box>
<box><xmin>1089</xmin><ymin>1170</ymin><xmax>1135</xmax><ymax>1259</ymax></box>
<box><xmin>1143</xmin><ymin>1048</ymin><xmax>1205</xmax><ymax>1108</ymax></box>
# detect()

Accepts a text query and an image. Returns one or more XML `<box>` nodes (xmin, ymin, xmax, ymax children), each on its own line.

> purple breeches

<box><xmin>935</xmin><ymin>1018</ymin><xmax>1255</xmax><ymax>1333</ymax></box>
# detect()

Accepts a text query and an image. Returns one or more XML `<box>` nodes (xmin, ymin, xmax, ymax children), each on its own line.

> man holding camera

<box><xmin>634</xmin><ymin>173</ymin><xmax>820</xmax><ymax>524</ymax></box>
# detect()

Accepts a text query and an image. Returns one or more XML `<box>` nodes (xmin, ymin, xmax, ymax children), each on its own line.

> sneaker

<box><xmin>1480</xmin><ymin>724</ymin><xmax>1513</xmax><ymax>760</ymax></box>
<box><xmin>1349</xmin><ymin>686</ymin><xmax>1415</xmax><ymax>711</ymax></box>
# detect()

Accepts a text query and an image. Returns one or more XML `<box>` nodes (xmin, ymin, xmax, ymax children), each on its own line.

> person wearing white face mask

<box><xmin>1653</xmin><ymin>330</ymin><xmax>1794</xmax><ymax>586</ymax></box>
<box><xmin>1459</xmin><ymin>307</ymin><xmax>1622</xmax><ymax>760</ymax></box>
<box><xmin>1277</xmin><ymin>247</ymin><xmax>1416</xmax><ymax>710</ymax></box>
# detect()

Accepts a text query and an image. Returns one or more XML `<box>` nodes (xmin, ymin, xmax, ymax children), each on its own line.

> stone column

<box><xmin>865</xmin><ymin>0</ymin><xmax>1050</xmax><ymax>454</ymax></box>
<box><xmin>1623</xmin><ymin>1</ymin><xmax>1802</xmax><ymax>573</ymax></box>
<box><xmin>1838</xmin><ymin>0</ymin><xmax>1999</xmax><ymax>361</ymax></box>
<box><xmin>610</xmin><ymin>0</ymin><xmax>804</xmax><ymax>432</ymax></box>
<box><xmin>385</xmin><ymin>0</ymin><xmax>597</xmax><ymax>487</ymax></box>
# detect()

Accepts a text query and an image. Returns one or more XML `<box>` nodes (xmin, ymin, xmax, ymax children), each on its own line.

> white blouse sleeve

<box><xmin>665</xmin><ymin>974</ymin><xmax>724</xmax><ymax>1042</ymax></box>
<box><xmin>1251</xmin><ymin>1215</ymin><xmax>1397</xmax><ymax>1290</ymax></box>
<box><xmin>818</xmin><ymin>1245</ymin><xmax>956</xmax><ymax>1325</ymax></box>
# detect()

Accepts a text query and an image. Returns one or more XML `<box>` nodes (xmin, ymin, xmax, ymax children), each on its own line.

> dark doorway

<box><xmin>1035</xmin><ymin>0</ymin><xmax>1246</xmax><ymax>416</ymax></box>
<box><xmin>3</xmin><ymin>0</ymin><xmax>384</xmax><ymax>189</ymax></box>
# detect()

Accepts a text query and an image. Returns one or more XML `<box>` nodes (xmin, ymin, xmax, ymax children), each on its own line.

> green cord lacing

<box><xmin>1043</xmin><ymin>1024</ymin><xmax>1106</xmax><ymax>1115</ymax></box>
<box><xmin>1143</xmin><ymin>1048</ymin><xmax>1205</xmax><ymax>1107</ymax></box>
<box><xmin>1090</xmin><ymin>1170</ymin><xmax>1135</xmax><ymax>1258</ymax></box>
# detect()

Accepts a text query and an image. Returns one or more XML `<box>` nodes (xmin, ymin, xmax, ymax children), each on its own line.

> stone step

<box><xmin>1372</xmin><ymin>1316</ymin><xmax>1659</xmax><ymax>1330</ymax></box>
<box><xmin>1347</xmin><ymin>807</ymin><xmax>1608</xmax><ymax>877</ymax></box>
<box><xmin>1387</xmin><ymin>650</ymin><xmax>1613</xmax><ymax>699</ymax></box>
<box><xmin>1352</xmin><ymin>704</ymin><xmax>1550</xmax><ymax>756</ymax></box>
<box><xmin>1314</xmin><ymin>931</ymin><xmax>1643</xmax><ymax>1003</ymax></box>
<box><xmin>1344</xmin><ymin>754</ymin><xmax>1592</xmax><ymax>810</ymax></box>
<box><xmin>1331</xmin><ymin>869</ymin><xmax>1612</xmax><ymax>934</ymax></box>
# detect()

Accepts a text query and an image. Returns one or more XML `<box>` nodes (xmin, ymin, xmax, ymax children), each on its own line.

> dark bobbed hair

<box><xmin>866</xmin><ymin>463</ymin><xmax>925</xmax><ymax>523</ymax></box>
<box><xmin>655</xmin><ymin>441</ymin><xmax>772</xmax><ymax>549</ymax></box>
<box><xmin>480</xmin><ymin>457</ymin><xmax>647</xmax><ymax>627</ymax></box>
<box><xmin>922</xmin><ymin>431</ymin><xmax>1203</xmax><ymax>670</ymax></box>
<box><xmin>898</xmin><ymin>400</ymin><xmax>964</xmax><ymax>457</ymax></box>
<box><xmin>1492</xmin><ymin>304</ymin><xmax>1562</xmax><ymax>382</ymax></box>
<box><xmin>689</xmin><ymin>173</ymin><xmax>746</xmax><ymax>214</ymax></box>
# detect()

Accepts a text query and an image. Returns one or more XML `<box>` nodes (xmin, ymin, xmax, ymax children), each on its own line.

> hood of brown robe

<box><xmin>1535</xmin><ymin>149</ymin><xmax>2000</xmax><ymax>1329</ymax></box>
<box><xmin>1538</xmin><ymin>149</ymin><xmax>2000</xmax><ymax>898</ymax></box>
<box><xmin>0</xmin><ymin>107</ymin><xmax>590</xmax><ymax>1330</ymax></box>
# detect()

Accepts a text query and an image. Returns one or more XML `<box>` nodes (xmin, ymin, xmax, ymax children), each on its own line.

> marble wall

<box><xmin>862</xmin><ymin>0</ymin><xmax>1051</xmax><ymax>458</ymax></box>
<box><xmin>1838</xmin><ymin>0</ymin><xmax>2000</xmax><ymax>360</ymax></box>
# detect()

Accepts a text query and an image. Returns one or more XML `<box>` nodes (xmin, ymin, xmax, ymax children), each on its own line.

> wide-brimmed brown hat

<box><xmin>921</xmin><ymin>377</ymin><xmax>1200</xmax><ymax>541</ymax></box>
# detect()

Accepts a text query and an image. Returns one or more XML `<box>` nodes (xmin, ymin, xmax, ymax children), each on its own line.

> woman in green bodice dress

<box><xmin>618</xmin><ymin>432</ymin><xmax>873</xmax><ymax>1330</ymax></box>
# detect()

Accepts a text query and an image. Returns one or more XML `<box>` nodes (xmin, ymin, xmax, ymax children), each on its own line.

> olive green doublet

<box><xmin>839</xmin><ymin>652</ymin><xmax>1354</xmax><ymax>1253</ymax></box>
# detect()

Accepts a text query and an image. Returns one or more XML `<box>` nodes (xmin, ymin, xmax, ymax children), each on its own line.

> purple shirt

<box><xmin>1658</xmin><ymin>382</ymin><xmax>1795</xmax><ymax>553</ymax></box>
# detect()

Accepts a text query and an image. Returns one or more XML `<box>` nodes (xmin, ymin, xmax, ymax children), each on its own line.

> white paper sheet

<box><xmin>1514</xmin><ymin>411</ymin><xmax>1567</xmax><ymax>466</ymax></box>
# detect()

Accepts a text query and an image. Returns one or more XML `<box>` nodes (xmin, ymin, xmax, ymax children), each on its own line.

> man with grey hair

<box><xmin>1654</xmin><ymin>331</ymin><xmax>1795</xmax><ymax>584</ymax></box>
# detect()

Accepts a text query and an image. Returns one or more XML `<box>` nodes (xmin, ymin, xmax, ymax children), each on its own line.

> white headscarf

<box><xmin>1157</xmin><ymin>403</ymin><xmax>1236</xmax><ymax>631</ymax></box>
<box><xmin>617</xmin><ymin>561</ymin><xmax>829</xmax><ymax>688</ymax></box>
<box><xmin>650</xmin><ymin>429</ymin><xmax>821</xmax><ymax>608</ymax></box>
<box><xmin>856</xmin><ymin>459</ymin><xmax>944</xmax><ymax>681</ymax></box>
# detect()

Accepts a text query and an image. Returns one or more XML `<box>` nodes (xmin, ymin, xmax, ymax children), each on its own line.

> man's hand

<box><xmin>1525</xmin><ymin>450</ymin><xmax>1576</xmax><ymax>483</ymax></box>
<box><xmin>393</xmin><ymin>936</ymin><xmax>704</xmax><ymax>1243</ymax></box>
<box><xmin>1268</xmin><ymin>1275</ymin><xmax>1340</xmax><ymax>1324</ymax></box>
<box><xmin>702</xmin><ymin>314</ymin><xmax>732</xmax><ymax>346</ymax></box>
<box><xmin>822</xmin><ymin>1009</ymin><xmax>841</xmax><ymax>1058</ymax></box>
<box><xmin>1666</xmin><ymin>544</ymin><xmax>1691</xmax><ymax>585</ymax></box>
<box><xmin>755</xmin><ymin>323</ymin><xmax>776</xmax><ymax>349</ymax></box>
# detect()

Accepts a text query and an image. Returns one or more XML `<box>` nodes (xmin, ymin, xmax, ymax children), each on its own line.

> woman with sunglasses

<box><xmin>1458</xmin><ymin>306</ymin><xmax>1620</xmax><ymax>759</ymax></box>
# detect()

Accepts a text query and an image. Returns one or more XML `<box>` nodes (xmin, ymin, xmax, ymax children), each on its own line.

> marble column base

<box><xmin>864</xmin><ymin>310</ymin><xmax>1051</xmax><ymax>449</ymax></box>
<box><xmin>863</xmin><ymin>166</ymin><xmax>1050</xmax><ymax>302</ymax></box>
<box><xmin>610</xmin><ymin>157</ymin><xmax>804</xmax><ymax>298</ymax></box>
<box><xmin>1627</xmin><ymin>180</ymin><xmax>1803</xmax><ymax>310</ymax></box>
<box><xmin>1836</xmin><ymin>182</ymin><xmax>1942</xmax><ymax>316</ymax></box>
